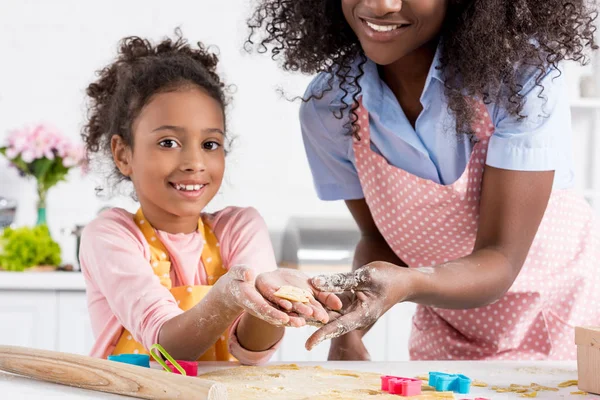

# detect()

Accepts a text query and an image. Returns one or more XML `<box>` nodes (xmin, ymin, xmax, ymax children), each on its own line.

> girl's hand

<box><xmin>255</xmin><ymin>269</ymin><xmax>343</xmax><ymax>326</ymax></box>
<box><xmin>305</xmin><ymin>262</ymin><xmax>408</xmax><ymax>350</ymax></box>
<box><xmin>216</xmin><ymin>265</ymin><xmax>295</xmax><ymax>327</ymax></box>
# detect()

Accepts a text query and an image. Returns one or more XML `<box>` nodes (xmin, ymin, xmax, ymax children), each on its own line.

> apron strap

<box><xmin>133</xmin><ymin>209</ymin><xmax>227</xmax><ymax>288</ymax></box>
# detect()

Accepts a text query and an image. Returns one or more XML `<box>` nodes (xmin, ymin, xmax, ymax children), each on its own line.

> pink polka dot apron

<box><xmin>353</xmin><ymin>99</ymin><xmax>600</xmax><ymax>360</ymax></box>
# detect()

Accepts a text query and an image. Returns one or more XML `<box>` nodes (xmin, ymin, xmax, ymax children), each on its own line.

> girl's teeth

<box><xmin>175</xmin><ymin>184</ymin><xmax>204</xmax><ymax>191</ymax></box>
<box><xmin>365</xmin><ymin>20</ymin><xmax>401</xmax><ymax>32</ymax></box>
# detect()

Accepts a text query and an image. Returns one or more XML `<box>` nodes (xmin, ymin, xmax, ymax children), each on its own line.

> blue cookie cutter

<box><xmin>429</xmin><ymin>372</ymin><xmax>471</xmax><ymax>394</ymax></box>
<box><xmin>107</xmin><ymin>353</ymin><xmax>151</xmax><ymax>368</ymax></box>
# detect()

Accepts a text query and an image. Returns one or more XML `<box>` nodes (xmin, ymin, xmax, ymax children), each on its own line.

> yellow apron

<box><xmin>111</xmin><ymin>208</ymin><xmax>235</xmax><ymax>361</ymax></box>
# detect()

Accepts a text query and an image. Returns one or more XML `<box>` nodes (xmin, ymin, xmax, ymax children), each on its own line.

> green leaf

<box><xmin>41</xmin><ymin>158</ymin><xmax>69</xmax><ymax>191</ymax></box>
<box><xmin>0</xmin><ymin>150</ymin><xmax>29</xmax><ymax>176</ymax></box>
<box><xmin>32</xmin><ymin>157</ymin><xmax>54</xmax><ymax>182</ymax></box>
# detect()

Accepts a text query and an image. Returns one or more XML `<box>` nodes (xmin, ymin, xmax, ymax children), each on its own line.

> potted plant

<box><xmin>0</xmin><ymin>124</ymin><xmax>86</xmax><ymax>225</ymax></box>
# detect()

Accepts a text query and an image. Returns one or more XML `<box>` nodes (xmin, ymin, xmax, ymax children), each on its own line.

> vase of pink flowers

<box><xmin>0</xmin><ymin>124</ymin><xmax>86</xmax><ymax>226</ymax></box>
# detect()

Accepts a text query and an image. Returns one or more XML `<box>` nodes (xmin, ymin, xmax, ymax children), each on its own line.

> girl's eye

<box><xmin>203</xmin><ymin>141</ymin><xmax>221</xmax><ymax>151</ymax></box>
<box><xmin>159</xmin><ymin>139</ymin><xmax>180</xmax><ymax>148</ymax></box>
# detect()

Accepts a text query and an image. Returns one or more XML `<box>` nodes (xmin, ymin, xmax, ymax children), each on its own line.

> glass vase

<box><xmin>36</xmin><ymin>186</ymin><xmax>47</xmax><ymax>226</ymax></box>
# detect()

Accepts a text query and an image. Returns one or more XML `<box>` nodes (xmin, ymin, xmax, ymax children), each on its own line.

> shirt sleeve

<box><xmin>79</xmin><ymin>211</ymin><xmax>183</xmax><ymax>351</ymax></box>
<box><xmin>299</xmin><ymin>74</ymin><xmax>365</xmax><ymax>201</ymax></box>
<box><xmin>210</xmin><ymin>206</ymin><xmax>283</xmax><ymax>365</ymax></box>
<box><xmin>486</xmin><ymin>65</ymin><xmax>570</xmax><ymax>171</ymax></box>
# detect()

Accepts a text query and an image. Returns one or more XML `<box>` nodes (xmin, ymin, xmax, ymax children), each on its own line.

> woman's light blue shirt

<box><xmin>300</xmin><ymin>46</ymin><xmax>574</xmax><ymax>201</ymax></box>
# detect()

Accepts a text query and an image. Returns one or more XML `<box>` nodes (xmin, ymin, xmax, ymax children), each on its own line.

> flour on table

<box><xmin>199</xmin><ymin>364</ymin><xmax>455</xmax><ymax>400</ymax></box>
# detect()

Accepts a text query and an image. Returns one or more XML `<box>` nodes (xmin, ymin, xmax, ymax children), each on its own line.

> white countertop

<box><xmin>0</xmin><ymin>271</ymin><xmax>86</xmax><ymax>291</ymax></box>
<box><xmin>0</xmin><ymin>361</ymin><xmax>597</xmax><ymax>399</ymax></box>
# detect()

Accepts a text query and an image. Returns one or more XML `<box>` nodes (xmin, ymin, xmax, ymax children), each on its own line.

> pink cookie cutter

<box><xmin>381</xmin><ymin>376</ymin><xmax>422</xmax><ymax>396</ymax></box>
<box><xmin>166</xmin><ymin>360</ymin><xmax>198</xmax><ymax>376</ymax></box>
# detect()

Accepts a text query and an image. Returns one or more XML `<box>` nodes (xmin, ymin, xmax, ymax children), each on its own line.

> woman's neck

<box><xmin>378</xmin><ymin>39</ymin><xmax>439</xmax><ymax>127</ymax></box>
<box><xmin>379</xmin><ymin>39</ymin><xmax>438</xmax><ymax>101</ymax></box>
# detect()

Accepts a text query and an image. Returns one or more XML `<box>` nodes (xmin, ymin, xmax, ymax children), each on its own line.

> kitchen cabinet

<box><xmin>0</xmin><ymin>291</ymin><xmax>57</xmax><ymax>351</ymax></box>
<box><xmin>0</xmin><ymin>272</ymin><xmax>94</xmax><ymax>355</ymax></box>
<box><xmin>57</xmin><ymin>291</ymin><xmax>96</xmax><ymax>354</ymax></box>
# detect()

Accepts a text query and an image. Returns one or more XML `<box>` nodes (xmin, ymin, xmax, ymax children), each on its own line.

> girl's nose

<box><xmin>180</xmin><ymin>148</ymin><xmax>206</xmax><ymax>172</ymax></box>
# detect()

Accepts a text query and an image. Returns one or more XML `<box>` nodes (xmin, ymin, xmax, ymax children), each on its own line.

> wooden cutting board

<box><xmin>0</xmin><ymin>345</ymin><xmax>227</xmax><ymax>400</ymax></box>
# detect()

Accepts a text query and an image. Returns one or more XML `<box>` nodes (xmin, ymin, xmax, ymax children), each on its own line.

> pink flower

<box><xmin>61</xmin><ymin>143</ymin><xmax>85</xmax><ymax>168</ymax></box>
<box><xmin>5</xmin><ymin>128</ymin><xmax>30</xmax><ymax>159</ymax></box>
<box><xmin>5</xmin><ymin>147</ymin><xmax>20</xmax><ymax>160</ymax></box>
<box><xmin>2</xmin><ymin>123</ymin><xmax>85</xmax><ymax>170</ymax></box>
<box><xmin>29</xmin><ymin>124</ymin><xmax>60</xmax><ymax>160</ymax></box>
<box><xmin>2</xmin><ymin>123</ymin><xmax>86</xmax><ymax>194</ymax></box>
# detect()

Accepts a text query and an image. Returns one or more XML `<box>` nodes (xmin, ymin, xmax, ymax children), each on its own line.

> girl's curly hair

<box><xmin>82</xmin><ymin>29</ymin><xmax>227</xmax><ymax>190</ymax></box>
<box><xmin>247</xmin><ymin>0</ymin><xmax>598</xmax><ymax>137</ymax></box>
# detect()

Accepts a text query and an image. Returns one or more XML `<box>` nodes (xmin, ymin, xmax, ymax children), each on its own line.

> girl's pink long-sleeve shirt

<box><xmin>79</xmin><ymin>206</ymin><xmax>282</xmax><ymax>365</ymax></box>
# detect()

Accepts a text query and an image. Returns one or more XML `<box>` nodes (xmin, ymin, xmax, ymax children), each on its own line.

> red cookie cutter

<box><xmin>166</xmin><ymin>360</ymin><xmax>198</xmax><ymax>376</ymax></box>
<box><xmin>381</xmin><ymin>376</ymin><xmax>422</xmax><ymax>396</ymax></box>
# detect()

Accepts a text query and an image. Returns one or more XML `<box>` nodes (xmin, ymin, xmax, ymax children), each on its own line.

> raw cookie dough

<box><xmin>273</xmin><ymin>286</ymin><xmax>312</xmax><ymax>303</ymax></box>
<box><xmin>199</xmin><ymin>364</ymin><xmax>455</xmax><ymax>400</ymax></box>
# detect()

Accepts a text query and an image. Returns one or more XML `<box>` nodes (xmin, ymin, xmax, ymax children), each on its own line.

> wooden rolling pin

<box><xmin>0</xmin><ymin>345</ymin><xmax>227</xmax><ymax>399</ymax></box>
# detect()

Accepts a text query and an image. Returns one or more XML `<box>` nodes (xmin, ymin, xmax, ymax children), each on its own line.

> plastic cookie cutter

<box><xmin>150</xmin><ymin>344</ymin><xmax>197</xmax><ymax>376</ymax></box>
<box><xmin>381</xmin><ymin>376</ymin><xmax>422</xmax><ymax>396</ymax></box>
<box><xmin>429</xmin><ymin>372</ymin><xmax>472</xmax><ymax>394</ymax></box>
<box><xmin>165</xmin><ymin>360</ymin><xmax>198</xmax><ymax>376</ymax></box>
<box><xmin>107</xmin><ymin>354</ymin><xmax>150</xmax><ymax>368</ymax></box>
<box><xmin>381</xmin><ymin>376</ymin><xmax>395</xmax><ymax>391</ymax></box>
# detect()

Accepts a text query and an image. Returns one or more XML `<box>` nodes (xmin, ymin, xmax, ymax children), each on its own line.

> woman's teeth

<box><xmin>365</xmin><ymin>20</ymin><xmax>402</xmax><ymax>32</ymax></box>
<box><xmin>174</xmin><ymin>183</ymin><xmax>204</xmax><ymax>191</ymax></box>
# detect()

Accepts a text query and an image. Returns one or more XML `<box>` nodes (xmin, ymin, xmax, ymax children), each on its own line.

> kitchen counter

<box><xmin>0</xmin><ymin>361</ymin><xmax>597</xmax><ymax>399</ymax></box>
<box><xmin>0</xmin><ymin>271</ymin><xmax>86</xmax><ymax>291</ymax></box>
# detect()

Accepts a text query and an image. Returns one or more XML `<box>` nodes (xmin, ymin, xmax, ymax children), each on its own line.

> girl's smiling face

<box><xmin>112</xmin><ymin>85</ymin><xmax>225</xmax><ymax>233</ymax></box>
<box><xmin>342</xmin><ymin>0</ymin><xmax>447</xmax><ymax>65</ymax></box>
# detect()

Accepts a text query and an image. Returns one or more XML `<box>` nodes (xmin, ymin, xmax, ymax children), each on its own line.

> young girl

<box><xmin>79</xmin><ymin>32</ymin><xmax>339</xmax><ymax>364</ymax></box>
<box><xmin>247</xmin><ymin>0</ymin><xmax>600</xmax><ymax>361</ymax></box>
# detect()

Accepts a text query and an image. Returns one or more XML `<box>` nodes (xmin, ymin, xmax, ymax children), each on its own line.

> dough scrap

<box><xmin>557</xmin><ymin>380</ymin><xmax>578</xmax><ymax>388</ymax></box>
<box><xmin>492</xmin><ymin>382</ymin><xmax>562</xmax><ymax>396</ymax></box>
<box><xmin>274</xmin><ymin>286</ymin><xmax>312</xmax><ymax>303</ymax></box>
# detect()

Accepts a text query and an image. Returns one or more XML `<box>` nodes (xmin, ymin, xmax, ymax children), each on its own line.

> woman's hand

<box><xmin>305</xmin><ymin>262</ymin><xmax>410</xmax><ymax>350</ymax></box>
<box><xmin>256</xmin><ymin>269</ymin><xmax>343</xmax><ymax>326</ymax></box>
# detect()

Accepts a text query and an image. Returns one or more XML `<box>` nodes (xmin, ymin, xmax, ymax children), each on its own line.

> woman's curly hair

<box><xmin>82</xmin><ymin>29</ymin><xmax>227</xmax><ymax>190</ymax></box>
<box><xmin>247</xmin><ymin>0</ymin><xmax>598</xmax><ymax>137</ymax></box>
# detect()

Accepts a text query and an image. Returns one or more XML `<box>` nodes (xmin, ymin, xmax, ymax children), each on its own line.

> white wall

<box><xmin>0</xmin><ymin>0</ymin><xmax>596</xmax><ymax>266</ymax></box>
<box><xmin>0</xmin><ymin>0</ymin><xmax>354</xmax><ymax>265</ymax></box>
